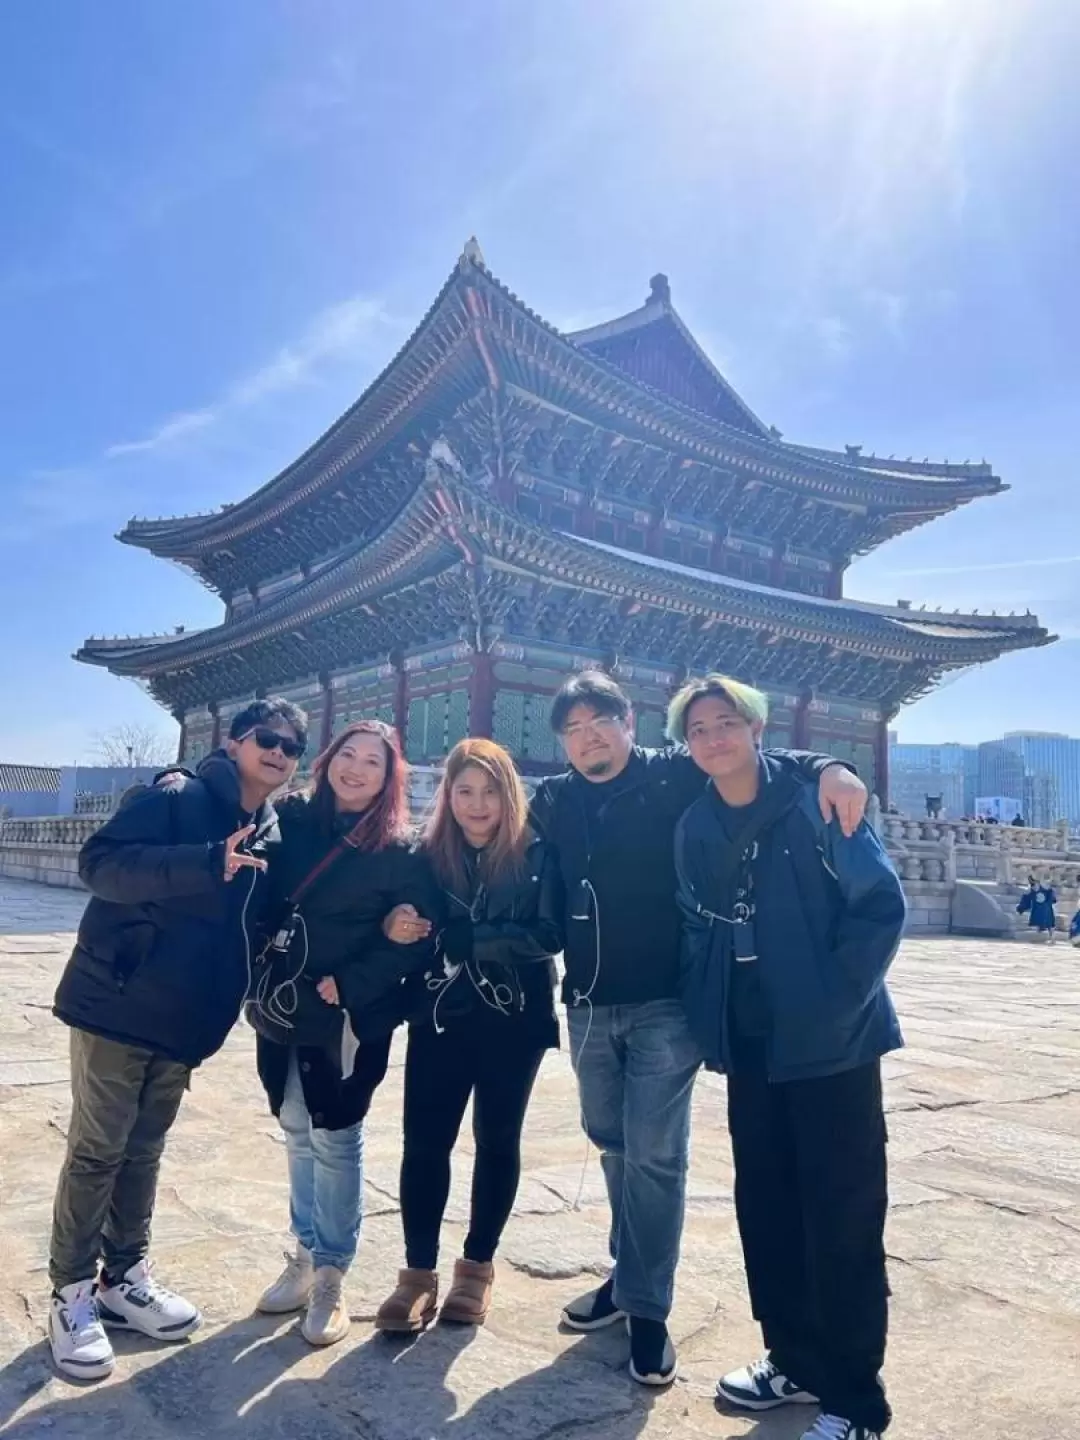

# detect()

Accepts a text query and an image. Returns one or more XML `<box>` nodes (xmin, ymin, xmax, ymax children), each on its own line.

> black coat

<box><xmin>252</xmin><ymin>794</ymin><xmax>441</xmax><ymax>1128</ymax></box>
<box><xmin>531</xmin><ymin>746</ymin><xmax>846</xmax><ymax>1008</ymax></box>
<box><xmin>54</xmin><ymin>752</ymin><xmax>280</xmax><ymax>1068</ymax></box>
<box><xmin>406</xmin><ymin>832</ymin><xmax>563</xmax><ymax>1050</ymax></box>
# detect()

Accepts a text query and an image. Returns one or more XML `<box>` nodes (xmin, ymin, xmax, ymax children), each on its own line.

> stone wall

<box><xmin>4</xmin><ymin>781</ymin><xmax>1078</xmax><ymax>939</ymax></box>
<box><xmin>0</xmin><ymin>816</ymin><xmax>100</xmax><ymax>889</ymax></box>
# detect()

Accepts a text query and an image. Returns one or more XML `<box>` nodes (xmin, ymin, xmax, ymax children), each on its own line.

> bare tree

<box><xmin>92</xmin><ymin>723</ymin><xmax>176</xmax><ymax>769</ymax></box>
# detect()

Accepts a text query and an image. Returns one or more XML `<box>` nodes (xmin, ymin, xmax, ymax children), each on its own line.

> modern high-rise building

<box><xmin>888</xmin><ymin>735</ymin><xmax>978</xmax><ymax>817</ymax></box>
<box><xmin>1002</xmin><ymin>733</ymin><xmax>1080</xmax><ymax>827</ymax></box>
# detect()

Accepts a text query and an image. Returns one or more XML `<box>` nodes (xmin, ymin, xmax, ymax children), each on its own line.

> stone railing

<box><xmin>878</xmin><ymin>813</ymin><xmax>1080</xmax><ymax>935</ymax></box>
<box><xmin>0</xmin><ymin>771</ymin><xmax>449</xmax><ymax>892</ymax></box>
<box><xmin>0</xmin><ymin>814</ymin><xmax>102</xmax><ymax>889</ymax></box>
<box><xmin>4</xmin><ymin>786</ymin><xmax>1078</xmax><ymax>936</ymax></box>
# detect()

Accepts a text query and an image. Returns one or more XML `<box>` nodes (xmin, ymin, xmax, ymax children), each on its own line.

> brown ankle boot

<box><xmin>439</xmin><ymin>1259</ymin><xmax>494</xmax><ymax>1326</ymax></box>
<box><xmin>374</xmin><ymin>1268</ymin><xmax>438</xmax><ymax>1333</ymax></box>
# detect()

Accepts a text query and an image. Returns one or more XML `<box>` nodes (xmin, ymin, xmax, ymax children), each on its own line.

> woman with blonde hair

<box><xmin>375</xmin><ymin>738</ymin><xmax>563</xmax><ymax>1333</ymax></box>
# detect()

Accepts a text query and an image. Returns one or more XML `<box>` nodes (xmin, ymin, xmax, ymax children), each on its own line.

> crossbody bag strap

<box><xmin>289</xmin><ymin>836</ymin><xmax>354</xmax><ymax>906</ymax></box>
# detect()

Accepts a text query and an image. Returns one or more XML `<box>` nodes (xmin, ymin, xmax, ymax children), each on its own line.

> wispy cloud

<box><xmin>883</xmin><ymin>556</ymin><xmax>1080</xmax><ymax>579</ymax></box>
<box><xmin>102</xmin><ymin>294</ymin><xmax>396</xmax><ymax>459</ymax></box>
<box><xmin>105</xmin><ymin>409</ymin><xmax>216</xmax><ymax>459</ymax></box>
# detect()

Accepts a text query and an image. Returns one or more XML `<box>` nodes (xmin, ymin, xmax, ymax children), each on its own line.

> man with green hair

<box><xmin>670</xmin><ymin>673</ymin><xmax>904</xmax><ymax>1440</ymax></box>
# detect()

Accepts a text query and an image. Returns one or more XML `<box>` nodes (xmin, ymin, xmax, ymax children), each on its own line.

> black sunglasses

<box><xmin>239</xmin><ymin>726</ymin><xmax>305</xmax><ymax>761</ymax></box>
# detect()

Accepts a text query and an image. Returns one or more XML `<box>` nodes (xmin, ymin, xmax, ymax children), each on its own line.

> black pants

<box><xmin>727</xmin><ymin>1040</ymin><xmax>891</xmax><ymax>1433</ymax></box>
<box><xmin>400</xmin><ymin>1014</ymin><xmax>546</xmax><ymax>1269</ymax></box>
<box><xmin>51</xmin><ymin>1028</ymin><xmax>190</xmax><ymax>1290</ymax></box>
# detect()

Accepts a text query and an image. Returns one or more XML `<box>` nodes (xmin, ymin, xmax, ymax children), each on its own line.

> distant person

<box><xmin>671</xmin><ymin>673</ymin><xmax>904</xmax><ymax>1440</ymax></box>
<box><xmin>47</xmin><ymin>699</ymin><xmax>307</xmax><ymax>1381</ymax></box>
<box><xmin>1069</xmin><ymin>903</ymin><xmax>1080</xmax><ymax>948</ymax></box>
<box><xmin>1017</xmin><ymin>876</ymin><xmax>1057</xmax><ymax>943</ymax></box>
<box><xmin>530</xmin><ymin>670</ymin><xmax>867</xmax><ymax>1388</ymax></box>
<box><xmin>251</xmin><ymin>722</ymin><xmax>438</xmax><ymax>1347</ymax></box>
<box><xmin>1012</xmin><ymin>814</ymin><xmax>1025</xmax><ymax>827</ymax></box>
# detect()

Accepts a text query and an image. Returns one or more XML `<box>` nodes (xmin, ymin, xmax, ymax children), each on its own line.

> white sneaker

<box><xmin>717</xmin><ymin>1356</ymin><xmax>818</xmax><ymax>1410</ymax></box>
<box><xmin>301</xmin><ymin>1266</ymin><xmax>350</xmax><ymax>1347</ymax></box>
<box><xmin>98</xmin><ymin>1259</ymin><xmax>201</xmax><ymax>1341</ymax></box>
<box><xmin>49</xmin><ymin>1280</ymin><xmax>116</xmax><ymax>1381</ymax></box>
<box><xmin>257</xmin><ymin>1246</ymin><xmax>315</xmax><ymax>1314</ymax></box>
<box><xmin>801</xmin><ymin>1416</ymin><xmax>881</xmax><ymax>1440</ymax></box>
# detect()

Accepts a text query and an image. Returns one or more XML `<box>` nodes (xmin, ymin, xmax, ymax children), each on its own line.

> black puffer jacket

<box><xmin>253</xmin><ymin>794</ymin><xmax>441</xmax><ymax>1127</ymax></box>
<box><xmin>406</xmin><ymin>833</ymin><xmax>564</xmax><ymax>1049</ymax></box>
<box><xmin>54</xmin><ymin>752</ymin><xmax>280</xmax><ymax>1068</ymax></box>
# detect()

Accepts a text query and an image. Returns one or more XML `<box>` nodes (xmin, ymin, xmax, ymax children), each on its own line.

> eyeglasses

<box><xmin>238</xmin><ymin>726</ymin><xmax>305</xmax><ymax>761</ymax></box>
<box><xmin>561</xmin><ymin>715</ymin><xmax>621</xmax><ymax>740</ymax></box>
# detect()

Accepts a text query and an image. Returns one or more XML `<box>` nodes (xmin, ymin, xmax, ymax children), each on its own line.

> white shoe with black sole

<box><xmin>800</xmin><ymin>1415</ymin><xmax>881</xmax><ymax>1440</ymax></box>
<box><xmin>560</xmin><ymin>1274</ymin><xmax>625</xmax><ymax>1332</ymax></box>
<box><xmin>717</xmin><ymin>1356</ymin><xmax>818</xmax><ymax>1410</ymax></box>
<box><xmin>49</xmin><ymin>1280</ymin><xmax>116</xmax><ymax>1382</ymax></box>
<box><xmin>98</xmin><ymin>1259</ymin><xmax>201</xmax><ymax>1341</ymax></box>
<box><xmin>628</xmin><ymin>1316</ymin><xmax>677</xmax><ymax>1387</ymax></box>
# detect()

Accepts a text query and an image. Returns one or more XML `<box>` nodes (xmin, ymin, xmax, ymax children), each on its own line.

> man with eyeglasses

<box><xmin>47</xmin><ymin>698</ymin><xmax>307</xmax><ymax>1381</ymax></box>
<box><xmin>531</xmin><ymin>671</ymin><xmax>866</xmax><ymax>1389</ymax></box>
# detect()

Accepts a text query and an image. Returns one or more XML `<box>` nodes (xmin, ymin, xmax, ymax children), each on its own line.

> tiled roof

<box><xmin>0</xmin><ymin>764</ymin><xmax>62</xmax><ymax>794</ymax></box>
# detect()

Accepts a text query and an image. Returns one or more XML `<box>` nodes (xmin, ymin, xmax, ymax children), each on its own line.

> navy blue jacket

<box><xmin>675</xmin><ymin>756</ymin><xmax>905</xmax><ymax>1081</ymax></box>
<box><xmin>54</xmin><ymin>752</ymin><xmax>279</xmax><ymax>1068</ymax></box>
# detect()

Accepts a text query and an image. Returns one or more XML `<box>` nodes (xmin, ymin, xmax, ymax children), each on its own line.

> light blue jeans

<box><xmin>567</xmin><ymin>998</ymin><xmax>702</xmax><ymax>1322</ymax></box>
<box><xmin>278</xmin><ymin>1054</ymin><xmax>363</xmax><ymax>1273</ymax></box>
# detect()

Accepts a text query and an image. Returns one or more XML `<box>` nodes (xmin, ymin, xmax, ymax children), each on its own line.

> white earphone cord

<box><xmin>570</xmin><ymin>878</ymin><xmax>601</xmax><ymax>1211</ymax></box>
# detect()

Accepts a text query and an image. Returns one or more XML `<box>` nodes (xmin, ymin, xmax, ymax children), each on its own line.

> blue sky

<box><xmin>2</xmin><ymin>0</ymin><xmax>1077</xmax><ymax>764</ymax></box>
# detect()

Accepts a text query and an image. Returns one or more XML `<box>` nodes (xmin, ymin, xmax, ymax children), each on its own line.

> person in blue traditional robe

<box><xmin>1017</xmin><ymin>877</ymin><xmax>1057</xmax><ymax>942</ymax></box>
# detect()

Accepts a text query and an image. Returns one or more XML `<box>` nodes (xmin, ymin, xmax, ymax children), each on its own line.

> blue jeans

<box><xmin>278</xmin><ymin>1054</ymin><xmax>364</xmax><ymax>1272</ymax></box>
<box><xmin>567</xmin><ymin>998</ymin><xmax>701</xmax><ymax>1322</ymax></box>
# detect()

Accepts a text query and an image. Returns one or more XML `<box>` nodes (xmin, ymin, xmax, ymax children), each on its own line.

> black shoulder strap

<box><xmin>697</xmin><ymin>774</ymin><xmax>802</xmax><ymax>909</ymax></box>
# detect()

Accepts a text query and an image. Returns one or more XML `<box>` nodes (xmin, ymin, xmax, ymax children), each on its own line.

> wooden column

<box><xmin>392</xmin><ymin>654</ymin><xmax>408</xmax><ymax>748</ymax></box>
<box><xmin>469</xmin><ymin>650</ymin><xmax>496</xmax><ymax>739</ymax></box>
<box><xmin>319</xmin><ymin>674</ymin><xmax>333</xmax><ymax>752</ymax></box>
<box><xmin>174</xmin><ymin>713</ymin><xmax>187</xmax><ymax>765</ymax></box>
<box><xmin>792</xmin><ymin>689</ymin><xmax>813</xmax><ymax>749</ymax></box>
<box><xmin>875</xmin><ymin>716</ymin><xmax>891</xmax><ymax>806</ymax></box>
<box><xmin>210</xmin><ymin>703</ymin><xmax>222</xmax><ymax>750</ymax></box>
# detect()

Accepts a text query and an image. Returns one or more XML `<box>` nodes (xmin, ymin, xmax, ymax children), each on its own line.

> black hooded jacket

<box><xmin>53</xmin><ymin>751</ymin><xmax>280</xmax><ymax>1068</ymax></box>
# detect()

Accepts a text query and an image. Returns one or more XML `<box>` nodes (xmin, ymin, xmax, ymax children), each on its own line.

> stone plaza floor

<box><xmin>0</xmin><ymin>875</ymin><xmax>1078</xmax><ymax>1439</ymax></box>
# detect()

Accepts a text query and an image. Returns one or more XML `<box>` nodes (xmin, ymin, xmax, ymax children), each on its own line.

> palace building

<box><xmin>78</xmin><ymin>243</ymin><xmax>1052</xmax><ymax>799</ymax></box>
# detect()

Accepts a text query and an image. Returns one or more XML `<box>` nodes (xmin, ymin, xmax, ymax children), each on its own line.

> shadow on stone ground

<box><xmin>0</xmin><ymin>1314</ymin><xmax>679</xmax><ymax>1440</ymax></box>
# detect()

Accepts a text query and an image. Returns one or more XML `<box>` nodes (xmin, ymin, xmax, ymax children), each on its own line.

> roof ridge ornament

<box><xmin>461</xmin><ymin>236</ymin><xmax>486</xmax><ymax>269</ymax></box>
<box><xmin>648</xmin><ymin>273</ymin><xmax>671</xmax><ymax>306</ymax></box>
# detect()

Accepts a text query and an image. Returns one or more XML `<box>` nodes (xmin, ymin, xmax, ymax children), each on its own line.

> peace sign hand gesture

<box><xmin>223</xmin><ymin>825</ymin><xmax>268</xmax><ymax>882</ymax></box>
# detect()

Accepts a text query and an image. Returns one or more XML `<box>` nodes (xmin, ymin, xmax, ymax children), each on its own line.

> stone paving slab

<box><xmin>0</xmin><ymin>875</ymin><xmax>1079</xmax><ymax>1438</ymax></box>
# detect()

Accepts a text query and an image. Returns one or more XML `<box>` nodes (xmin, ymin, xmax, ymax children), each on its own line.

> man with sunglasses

<box><xmin>531</xmin><ymin>671</ymin><xmax>867</xmax><ymax>1389</ymax></box>
<box><xmin>47</xmin><ymin>698</ymin><xmax>307</xmax><ymax>1381</ymax></box>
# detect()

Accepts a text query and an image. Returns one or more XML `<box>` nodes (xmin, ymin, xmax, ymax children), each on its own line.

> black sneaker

<box><xmin>560</xmin><ymin>1275</ymin><xmax>625</xmax><ymax>1331</ymax></box>
<box><xmin>628</xmin><ymin>1316</ymin><xmax>677</xmax><ymax>1387</ymax></box>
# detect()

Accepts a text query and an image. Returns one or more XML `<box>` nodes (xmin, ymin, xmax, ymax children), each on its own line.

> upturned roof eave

<box><xmin>115</xmin><ymin>249</ymin><xmax>1007</xmax><ymax>564</ymax></box>
<box><xmin>96</xmin><ymin>468</ymin><xmax>1045</xmax><ymax>683</ymax></box>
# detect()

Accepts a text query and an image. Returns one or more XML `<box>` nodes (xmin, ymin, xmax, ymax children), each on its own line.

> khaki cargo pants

<box><xmin>50</xmin><ymin>1028</ymin><xmax>190</xmax><ymax>1291</ymax></box>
